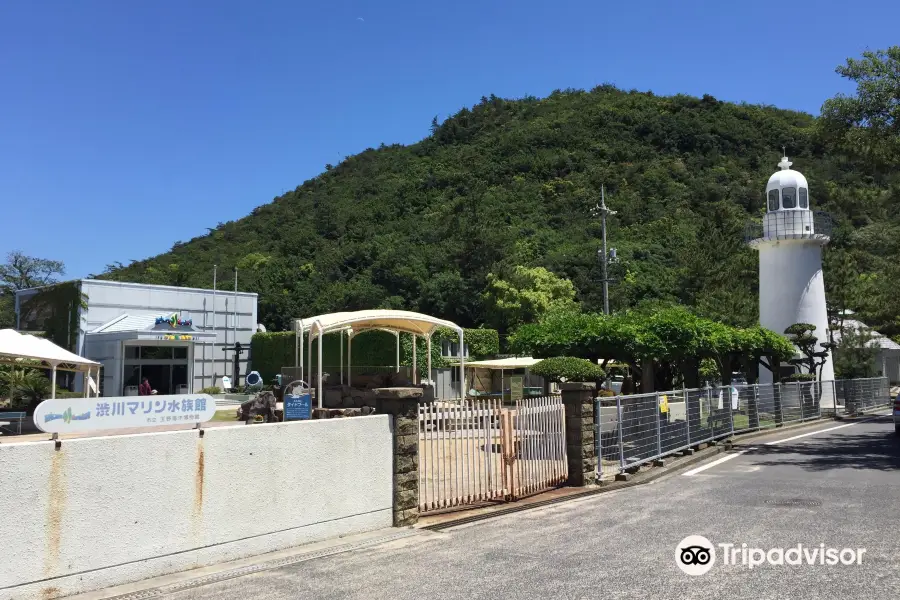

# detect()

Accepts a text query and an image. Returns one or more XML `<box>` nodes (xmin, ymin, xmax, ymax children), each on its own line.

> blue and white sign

<box><xmin>33</xmin><ymin>394</ymin><xmax>218</xmax><ymax>433</ymax></box>
<box><xmin>284</xmin><ymin>393</ymin><xmax>312</xmax><ymax>421</ymax></box>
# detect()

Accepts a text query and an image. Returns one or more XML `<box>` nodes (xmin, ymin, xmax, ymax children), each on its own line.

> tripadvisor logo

<box><xmin>676</xmin><ymin>536</ymin><xmax>866</xmax><ymax>575</ymax></box>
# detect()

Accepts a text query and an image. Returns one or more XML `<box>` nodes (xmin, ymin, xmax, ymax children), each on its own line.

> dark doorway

<box><xmin>141</xmin><ymin>365</ymin><xmax>172</xmax><ymax>395</ymax></box>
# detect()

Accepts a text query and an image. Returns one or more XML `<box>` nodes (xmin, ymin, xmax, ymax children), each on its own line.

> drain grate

<box><xmin>765</xmin><ymin>498</ymin><xmax>822</xmax><ymax>507</ymax></box>
<box><xmin>101</xmin><ymin>529</ymin><xmax>421</xmax><ymax>600</ymax></box>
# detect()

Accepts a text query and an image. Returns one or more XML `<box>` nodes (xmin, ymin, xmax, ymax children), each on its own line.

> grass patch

<box><xmin>211</xmin><ymin>409</ymin><xmax>238</xmax><ymax>422</ymax></box>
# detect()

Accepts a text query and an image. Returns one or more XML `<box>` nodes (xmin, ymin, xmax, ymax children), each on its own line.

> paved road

<box><xmin>164</xmin><ymin>415</ymin><xmax>900</xmax><ymax>600</ymax></box>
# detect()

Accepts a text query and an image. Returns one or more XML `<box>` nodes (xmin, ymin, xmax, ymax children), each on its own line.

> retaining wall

<box><xmin>0</xmin><ymin>415</ymin><xmax>393</xmax><ymax>599</ymax></box>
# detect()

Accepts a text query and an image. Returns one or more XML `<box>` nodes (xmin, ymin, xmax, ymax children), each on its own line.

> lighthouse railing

<box><xmin>744</xmin><ymin>210</ymin><xmax>834</xmax><ymax>244</ymax></box>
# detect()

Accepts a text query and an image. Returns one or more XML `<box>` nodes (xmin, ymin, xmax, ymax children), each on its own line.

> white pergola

<box><xmin>291</xmin><ymin>310</ymin><xmax>465</xmax><ymax>407</ymax></box>
<box><xmin>0</xmin><ymin>329</ymin><xmax>101</xmax><ymax>399</ymax></box>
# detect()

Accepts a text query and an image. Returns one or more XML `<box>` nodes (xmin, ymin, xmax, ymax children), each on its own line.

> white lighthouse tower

<box><xmin>749</xmin><ymin>155</ymin><xmax>834</xmax><ymax>383</ymax></box>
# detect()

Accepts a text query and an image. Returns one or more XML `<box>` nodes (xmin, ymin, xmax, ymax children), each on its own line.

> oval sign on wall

<box><xmin>33</xmin><ymin>394</ymin><xmax>217</xmax><ymax>433</ymax></box>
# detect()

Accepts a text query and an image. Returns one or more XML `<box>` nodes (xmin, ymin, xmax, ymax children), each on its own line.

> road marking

<box><xmin>682</xmin><ymin>451</ymin><xmax>747</xmax><ymax>476</ymax></box>
<box><xmin>764</xmin><ymin>416</ymin><xmax>881</xmax><ymax>446</ymax></box>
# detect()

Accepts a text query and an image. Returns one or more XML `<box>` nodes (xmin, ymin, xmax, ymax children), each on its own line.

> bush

<box><xmin>200</xmin><ymin>386</ymin><xmax>222</xmax><ymax>395</ymax></box>
<box><xmin>783</xmin><ymin>373</ymin><xmax>816</xmax><ymax>382</ymax></box>
<box><xmin>532</xmin><ymin>356</ymin><xmax>605</xmax><ymax>383</ymax></box>
<box><xmin>597</xmin><ymin>388</ymin><xmax>616</xmax><ymax>397</ymax></box>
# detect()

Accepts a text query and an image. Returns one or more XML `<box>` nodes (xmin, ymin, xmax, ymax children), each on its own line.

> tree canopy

<box><xmin>482</xmin><ymin>265</ymin><xmax>577</xmax><ymax>332</ymax></box>
<box><xmin>510</xmin><ymin>306</ymin><xmax>795</xmax><ymax>389</ymax></box>
<box><xmin>0</xmin><ymin>251</ymin><xmax>67</xmax><ymax>329</ymax></box>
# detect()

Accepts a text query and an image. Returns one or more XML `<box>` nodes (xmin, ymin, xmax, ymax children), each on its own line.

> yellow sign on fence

<box><xmin>659</xmin><ymin>394</ymin><xmax>669</xmax><ymax>413</ymax></box>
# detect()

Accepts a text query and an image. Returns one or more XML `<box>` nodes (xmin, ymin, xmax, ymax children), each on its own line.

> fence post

<box><xmin>375</xmin><ymin>387</ymin><xmax>424</xmax><ymax>526</ymax></box>
<box><xmin>831</xmin><ymin>379</ymin><xmax>838</xmax><ymax>416</ymax></box>
<box><xmin>727</xmin><ymin>385</ymin><xmax>734</xmax><ymax>436</ymax></box>
<box><xmin>799</xmin><ymin>382</ymin><xmax>805</xmax><ymax>421</ymax></box>
<box><xmin>816</xmin><ymin>381</ymin><xmax>822</xmax><ymax>419</ymax></box>
<box><xmin>775</xmin><ymin>382</ymin><xmax>784</xmax><ymax>426</ymax></box>
<box><xmin>655</xmin><ymin>392</ymin><xmax>662</xmax><ymax>459</ymax></box>
<box><xmin>684</xmin><ymin>387</ymin><xmax>691</xmax><ymax>448</ymax></box>
<box><xmin>750</xmin><ymin>385</ymin><xmax>760</xmax><ymax>430</ymax></box>
<box><xmin>616</xmin><ymin>394</ymin><xmax>626</xmax><ymax>473</ymax></box>
<box><xmin>560</xmin><ymin>382</ymin><xmax>598</xmax><ymax>487</ymax></box>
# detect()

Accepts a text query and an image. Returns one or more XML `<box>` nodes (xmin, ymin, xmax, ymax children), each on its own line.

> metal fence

<box><xmin>418</xmin><ymin>398</ymin><xmax>506</xmax><ymax>512</ymax></box>
<box><xmin>596</xmin><ymin>377</ymin><xmax>890</xmax><ymax>481</ymax></box>
<box><xmin>509</xmin><ymin>396</ymin><xmax>568</xmax><ymax>498</ymax></box>
<box><xmin>835</xmin><ymin>377</ymin><xmax>891</xmax><ymax>415</ymax></box>
<box><xmin>417</xmin><ymin>395</ymin><xmax>568</xmax><ymax>512</ymax></box>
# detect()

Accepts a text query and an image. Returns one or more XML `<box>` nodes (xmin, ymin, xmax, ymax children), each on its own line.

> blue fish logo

<box><xmin>43</xmin><ymin>407</ymin><xmax>91</xmax><ymax>424</ymax></box>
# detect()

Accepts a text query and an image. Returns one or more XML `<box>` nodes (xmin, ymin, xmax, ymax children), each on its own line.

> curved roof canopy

<box><xmin>294</xmin><ymin>310</ymin><xmax>462</xmax><ymax>337</ymax></box>
<box><xmin>466</xmin><ymin>357</ymin><xmax>542</xmax><ymax>369</ymax></box>
<box><xmin>0</xmin><ymin>329</ymin><xmax>100</xmax><ymax>372</ymax></box>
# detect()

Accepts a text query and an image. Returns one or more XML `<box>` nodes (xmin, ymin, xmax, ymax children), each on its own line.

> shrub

<box><xmin>783</xmin><ymin>372</ymin><xmax>816</xmax><ymax>382</ymax></box>
<box><xmin>200</xmin><ymin>386</ymin><xmax>222</xmax><ymax>395</ymax></box>
<box><xmin>532</xmin><ymin>356</ymin><xmax>605</xmax><ymax>383</ymax></box>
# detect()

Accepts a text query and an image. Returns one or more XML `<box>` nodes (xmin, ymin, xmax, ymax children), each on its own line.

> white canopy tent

<box><xmin>291</xmin><ymin>310</ymin><xmax>465</xmax><ymax>407</ymax></box>
<box><xmin>0</xmin><ymin>329</ymin><xmax>101</xmax><ymax>399</ymax></box>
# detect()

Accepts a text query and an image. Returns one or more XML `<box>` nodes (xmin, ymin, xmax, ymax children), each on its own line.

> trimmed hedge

<box><xmin>531</xmin><ymin>356</ymin><xmax>605</xmax><ymax>383</ymax></box>
<box><xmin>250</xmin><ymin>329</ymin><xmax>398</xmax><ymax>382</ymax></box>
<box><xmin>251</xmin><ymin>327</ymin><xmax>500</xmax><ymax>382</ymax></box>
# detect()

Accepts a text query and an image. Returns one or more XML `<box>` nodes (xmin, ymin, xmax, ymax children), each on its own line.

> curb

<box><xmin>421</xmin><ymin>416</ymin><xmax>843</xmax><ymax>532</ymax></box>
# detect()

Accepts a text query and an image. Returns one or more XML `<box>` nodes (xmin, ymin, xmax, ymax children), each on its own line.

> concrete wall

<box><xmin>80</xmin><ymin>279</ymin><xmax>258</xmax><ymax>392</ymax></box>
<box><xmin>0</xmin><ymin>416</ymin><xmax>393</xmax><ymax>599</ymax></box>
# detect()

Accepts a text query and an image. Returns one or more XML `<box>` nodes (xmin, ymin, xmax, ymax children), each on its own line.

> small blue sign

<box><xmin>284</xmin><ymin>393</ymin><xmax>311</xmax><ymax>421</ymax></box>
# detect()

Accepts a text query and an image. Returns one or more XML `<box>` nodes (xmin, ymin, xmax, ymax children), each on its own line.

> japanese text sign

<box><xmin>33</xmin><ymin>394</ymin><xmax>217</xmax><ymax>433</ymax></box>
<box><xmin>284</xmin><ymin>394</ymin><xmax>312</xmax><ymax>421</ymax></box>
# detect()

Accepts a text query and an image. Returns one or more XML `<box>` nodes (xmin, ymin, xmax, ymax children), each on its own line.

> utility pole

<box><xmin>592</xmin><ymin>185</ymin><xmax>617</xmax><ymax>314</ymax></box>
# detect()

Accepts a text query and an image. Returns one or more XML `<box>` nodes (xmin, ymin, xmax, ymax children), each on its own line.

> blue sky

<box><xmin>1</xmin><ymin>0</ymin><xmax>897</xmax><ymax>280</ymax></box>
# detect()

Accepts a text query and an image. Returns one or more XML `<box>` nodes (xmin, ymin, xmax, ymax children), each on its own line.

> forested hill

<box><xmin>100</xmin><ymin>86</ymin><xmax>900</xmax><ymax>335</ymax></box>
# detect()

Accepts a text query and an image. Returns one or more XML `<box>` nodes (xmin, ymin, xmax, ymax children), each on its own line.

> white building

<box><xmin>833</xmin><ymin>316</ymin><xmax>900</xmax><ymax>383</ymax></box>
<box><xmin>16</xmin><ymin>279</ymin><xmax>258</xmax><ymax>396</ymax></box>
<box><xmin>749</xmin><ymin>156</ymin><xmax>834</xmax><ymax>383</ymax></box>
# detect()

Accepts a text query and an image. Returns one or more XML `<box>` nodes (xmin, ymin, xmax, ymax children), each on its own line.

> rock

<box><xmin>373</xmin><ymin>387</ymin><xmax>425</xmax><ymax>399</ymax></box>
<box><xmin>324</xmin><ymin>388</ymin><xmax>343</xmax><ymax>408</ymax></box>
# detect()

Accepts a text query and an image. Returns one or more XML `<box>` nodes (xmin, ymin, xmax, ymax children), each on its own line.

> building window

<box><xmin>767</xmin><ymin>189</ymin><xmax>779</xmax><ymax>211</ymax></box>
<box><xmin>173</xmin><ymin>346</ymin><xmax>188</xmax><ymax>360</ymax></box>
<box><xmin>799</xmin><ymin>187</ymin><xmax>808</xmax><ymax>208</ymax></box>
<box><xmin>125</xmin><ymin>345</ymin><xmax>140</xmax><ymax>360</ymax></box>
<box><xmin>140</xmin><ymin>346</ymin><xmax>172</xmax><ymax>360</ymax></box>
<box><xmin>782</xmin><ymin>186</ymin><xmax>797</xmax><ymax>208</ymax></box>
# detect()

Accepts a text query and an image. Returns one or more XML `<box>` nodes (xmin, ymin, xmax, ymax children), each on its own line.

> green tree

<box><xmin>483</xmin><ymin>266</ymin><xmax>577</xmax><ymax>333</ymax></box>
<box><xmin>783</xmin><ymin>323</ymin><xmax>831</xmax><ymax>381</ymax></box>
<box><xmin>832</xmin><ymin>323</ymin><xmax>878</xmax><ymax>379</ymax></box>
<box><xmin>0</xmin><ymin>251</ymin><xmax>66</xmax><ymax>329</ymax></box>
<box><xmin>820</xmin><ymin>46</ymin><xmax>900</xmax><ymax>170</ymax></box>
<box><xmin>0</xmin><ymin>367</ymin><xmax>52</xmax><ymax>410</ymax></box>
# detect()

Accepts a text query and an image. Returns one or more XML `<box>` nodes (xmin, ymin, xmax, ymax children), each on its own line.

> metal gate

<box><xmin>418</xmin><ymin>396</ymin><xmax>567</xmax><ymax>512</ymax></box>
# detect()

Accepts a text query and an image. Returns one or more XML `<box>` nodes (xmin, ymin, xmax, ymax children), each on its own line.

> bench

<box><xmin>0</xmin><ymin>412</ymin><xmax>26</xmax><ymax>435</ymax></box>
